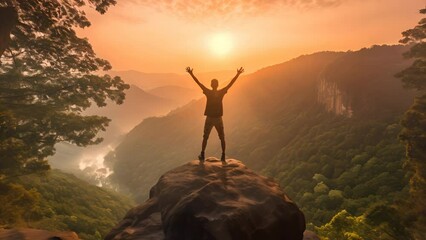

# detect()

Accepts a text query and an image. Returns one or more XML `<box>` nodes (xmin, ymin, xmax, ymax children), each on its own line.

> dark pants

<box><xmin>201</xmin><ymin>116</ymin><xmax>225</xmax><ymax>154</ymax></box>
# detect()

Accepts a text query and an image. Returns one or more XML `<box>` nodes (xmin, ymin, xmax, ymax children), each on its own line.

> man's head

<box><xmin>211</xmin><ymin>79</ymin><xmax>219</xmax><ymax>90</ymax></box>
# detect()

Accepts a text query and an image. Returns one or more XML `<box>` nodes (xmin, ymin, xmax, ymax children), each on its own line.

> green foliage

<box><xmin>268</xmin><ymin>116</ymin><xmax>408</xmax><ymax>227</ymax></box>
<box><xmin>364</xmin><ymin>205</ymin><xmax>412</xmax><ymax>239</ymax></box>
<box><xmin>0</xmin><ymin>170</ymin><xmax>134</xmax><ymax>240</ymax></box>
<box><xmin>0</xmin><ymin>182</ymin><xmax>40</xmax><ymax>225</ymax></box>
<box><xmin>0</xmin><ymin>0</ymin><xmax>129</xmax><ymax>178</ymax></box>
<box><xmin>316</xmin><ymin>205</ymin><xmax>412</xmax><ymax>240</ymax></box>
<box><xmin>316</xmin><ymin>210</ymin><xmax>375</xmax><ymax>240</ymax></box>
<box><xmin>396</xmin><ymin>8</ymin><xmax>426</xmax><ymax>238</ymax></box>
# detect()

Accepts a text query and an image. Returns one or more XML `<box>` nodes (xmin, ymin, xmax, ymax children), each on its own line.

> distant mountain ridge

<box><xmin>148</xmin><ymin>85</ymin><xmax>201</xmax><ymax>107</ymax></box>
<box><xmin>86</xmin><ymin>84</ymin><xmax>174</xmax><ymax>132</ymax></box>
<box><xmin>109</xmin><ymin>70</ymin><xmax>189</xmax><ymax>89</ymax></box>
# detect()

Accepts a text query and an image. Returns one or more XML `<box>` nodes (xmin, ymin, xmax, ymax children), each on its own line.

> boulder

<box><xmin>106</xmin><ymin>158</ymin><xmax>305</xmax><ymax>240</ymax></box>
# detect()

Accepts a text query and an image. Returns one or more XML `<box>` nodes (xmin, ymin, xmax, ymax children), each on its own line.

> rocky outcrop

<box><xmin>0</xmin><ymin>228</ymin><xmax>79</xmax><ymax>240</ymax></box>
<box><xmin>105</xmin><ymin>158</ymin><xmax>305</xmax><ymax>240</ymax></box>
<box><xmin>317</xmin><ymin>77</ymin><xmax>353</xmax><ymax>117</ymax></box>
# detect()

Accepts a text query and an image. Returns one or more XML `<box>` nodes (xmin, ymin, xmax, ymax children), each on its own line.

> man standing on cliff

<box><xmin>186</xmin><ymin>67</ymin><xmax>244</xmax><ymax>164</ymax></box>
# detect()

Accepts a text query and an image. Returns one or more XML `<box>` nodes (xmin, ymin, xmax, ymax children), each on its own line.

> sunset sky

<box><xmin>77</xmin><ymin>0</ymin><xmax>425</xmax><ymax>74</ymax></box>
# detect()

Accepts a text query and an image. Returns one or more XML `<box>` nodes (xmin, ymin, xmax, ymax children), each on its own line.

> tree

<box><xmin>315</xmin><ymin>210</ymin><xmax>377</xmax><ymax>240</ymax></box>
<box><xmin>364</xmin><ymin>205</ymin><xmax>412</xmax><ymax>240</ymax></box>
<box><xmin>316</xmin><ymin>207</ymin><xmax>412</xmax><ymax>240</ymax></box>
<box><xmin>0</xmin><ymin>0</ymin><xmax>129</xmax><ymax>178</ymax></box>
<box><xmin>396</xmin><ymin>8</ymin><xmax>426</xmax><ymax>238</ymax></box>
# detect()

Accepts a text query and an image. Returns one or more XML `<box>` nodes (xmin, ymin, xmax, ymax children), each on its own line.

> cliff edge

<box><xmin>105</xmin><ymin>158</ymin><xmax>305</xmax><ymax>240</ymax></box>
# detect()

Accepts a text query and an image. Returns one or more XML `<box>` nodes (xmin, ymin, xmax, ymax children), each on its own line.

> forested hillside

<box><xmin>0</xmin><ymin>170</ymin><xmax>134</xmax><ymax>240</ymax></box>
<box><xmin>108</xmin><ymin>45</ymin><xmax>414</xmax><ymax>238</ymax></box>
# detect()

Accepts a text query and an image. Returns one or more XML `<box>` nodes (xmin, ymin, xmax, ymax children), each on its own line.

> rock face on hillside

<box><xmin>105</xmin><ymin>158</ymin><xmax>305</xmax><ymax>240</ymax></box>
<box><xmin>317</xmin><ymin>77</ymin><xmax>353</xmax><ymax>117</ymax></box>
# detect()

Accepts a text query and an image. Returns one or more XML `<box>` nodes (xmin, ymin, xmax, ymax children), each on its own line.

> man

<box><xmin>186</xmin><ymin>66</ymin><xmax>244</xmax><ymax>164</ymax></box>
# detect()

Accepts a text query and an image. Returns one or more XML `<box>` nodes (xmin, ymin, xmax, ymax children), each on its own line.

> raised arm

<box><xmin>186</xmin><ymin>67</ymin><xmax>208</xmax><ymax>92</ymax></box>
<box><xmin>222</xmin><ymin>67</ymin><xmax>244</xmax><ymax>91</ymax></box>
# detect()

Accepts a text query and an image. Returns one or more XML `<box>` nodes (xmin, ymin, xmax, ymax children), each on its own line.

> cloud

<box><xmin>126</xmin><ymin>0</ymin><xmax>344</xmax><ymax>19</ymax></box>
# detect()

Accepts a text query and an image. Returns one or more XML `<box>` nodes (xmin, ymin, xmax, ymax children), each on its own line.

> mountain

<box><xmin>148</xmin><ymin>85</ymin><xmax>201</xmax><ymax>107</ymax></box>
<box><xmin>109</xmin><ymin>70</ymin><xmax>190</xmax><ymax>90</ymax></box>
<box><xmin>0</xmin><ymin>169</ymin><xmax>134</xmax><ymax>240</ymax></box>
<box><xmin>105</xmin><ymin>158</ymin><xmax>305</xmax><ymax>240</ymax></box>
<box><xmin>107</xmin><ymin>45</ymin><xmax>414</xmax><ymax>238</ymax></box>
<box><xmin>85</xmin><ymin>85</ymin><xmax>174</xmax><ymax>132</ymax></box>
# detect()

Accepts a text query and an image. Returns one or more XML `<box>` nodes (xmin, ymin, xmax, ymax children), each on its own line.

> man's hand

<box><xmin>186</xmin><ymin>67</ymin><xmax>193</xmax><ymax>75</ymax></box>
<box><xmin>187</xmin><ymin>67</ymin><xmax>207</xmax><ymax>90</ymax></box>
<box><xmin>237</xmin><ymin>67</ymin><xmax>244</xmax><ymax>75</ymax></box>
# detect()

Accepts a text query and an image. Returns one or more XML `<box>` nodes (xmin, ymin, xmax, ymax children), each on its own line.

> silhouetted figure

<box><xmin>186</xmin><ymin>67</ymin><xmax>244</xmax><ymax>164</ymax></box>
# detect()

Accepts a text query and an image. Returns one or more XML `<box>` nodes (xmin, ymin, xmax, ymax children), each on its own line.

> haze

<box><xmin>77</xmin><ymin>0</ymin><xmax>424</xmax><ymax>74</ymax></box>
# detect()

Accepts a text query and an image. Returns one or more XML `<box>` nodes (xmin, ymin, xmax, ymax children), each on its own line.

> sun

<box><xmin>208</xmin><ymin>32</ymin><xmax>234</xmax><ymax>57</ymax></box>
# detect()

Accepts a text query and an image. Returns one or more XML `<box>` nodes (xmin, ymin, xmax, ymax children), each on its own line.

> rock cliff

<box><xmin>317</xmin><ymin>77</ymin><xmax>353</xmax><ymax>117</ymax></box>
<box><xmin>105</xmin><ymin>158</ymin><xmax>305</xmax><ymax>240</ymax></box>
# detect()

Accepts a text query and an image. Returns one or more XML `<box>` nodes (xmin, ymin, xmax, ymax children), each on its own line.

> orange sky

<box><xmin>77</xmin><ymin>0</ymin><xmax>425</xmax><ymax>74</ymax></box>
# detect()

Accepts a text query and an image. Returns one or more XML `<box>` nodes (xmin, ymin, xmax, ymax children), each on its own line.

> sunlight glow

<box><xmin>208</xmin><ymin>32</ymin><xmax>234</xmax><ymax>57</ymax></box>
